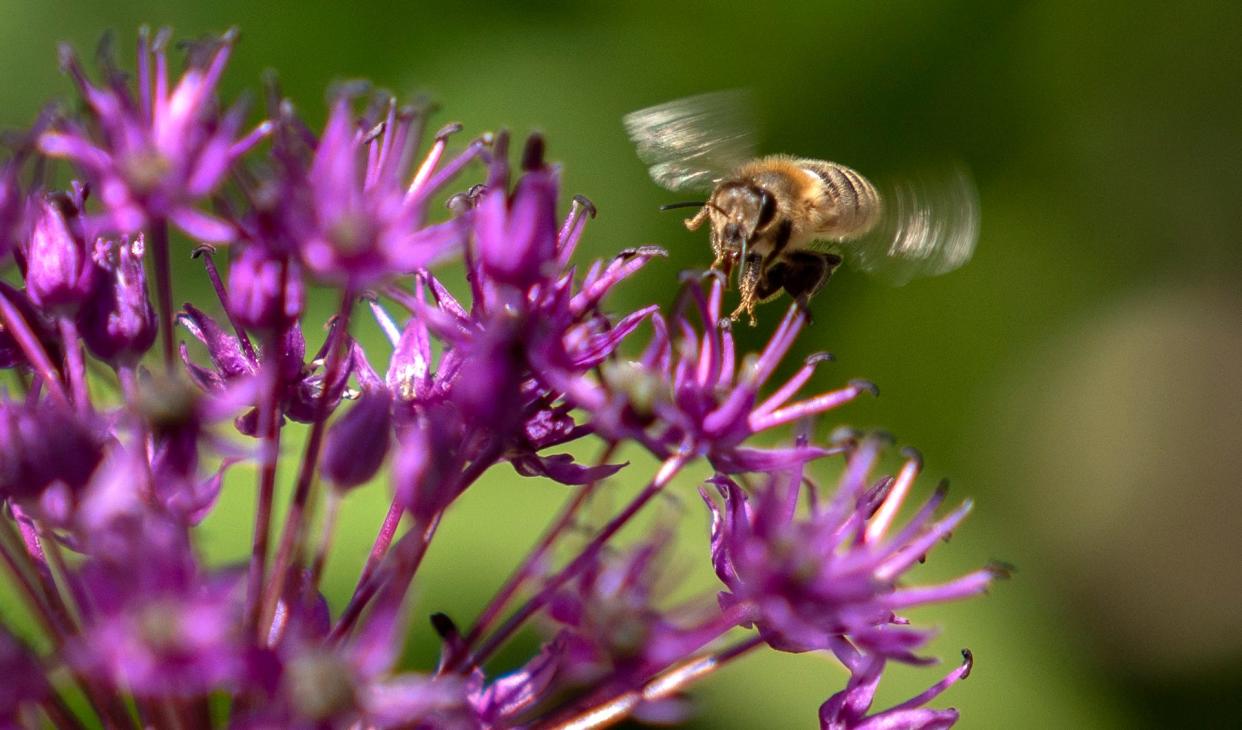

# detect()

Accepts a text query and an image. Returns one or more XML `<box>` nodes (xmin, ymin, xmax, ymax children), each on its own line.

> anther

<box><xmin>434</xmin><ymin>122</ymin><xmax>463</xmax><ymax>141</ymax></box>
<box><xmin>430</xmin><ymin>612</ymin><xmax>459</xmax><ymax>641</ymax></box>
<box><xmin>331</xmin><ymin>80</ymin><xmax>371</xmax><ymax>99</ymax></box>
<box><xmin>829</xmin><ymin>426</ymin><xmax>862</xmax><ymax>446</ymax></box>
<box><xmin>849</xmin><ymin>379</ymin><xmax>879</xmax><ymax>397</ymax></box>
<box><xmin>572</xmin><ymin>194</ymin><xmax>597</xmax><ymax>219</ymax></box>
<box><xmin>985</xmin><ymin>560</ymin><xmax>1016</xmax><ymax>579</ymax></box>
<box><xmin>868</xmin><ymin>429</ymin><xmax>896</xmax><ymax>446</ymax></box>
<box><xmin>616</xmin><ymin>245</ymin><xmax>667</xmax><ymax>260</ymax></box>
<box><xmin>362</xmin><ymin>121</ymin><xmax>385</xmax><ymax>144</ymax></box>
<box><xmin>152</xmin><ymin>28</ymin><xmax>172</xmax><ymax>54</ymax></box>
<box><xmin>521</xmin><ymin>133</ymin><xmax>546</xmax><ymax>171</ymax></box>
<box><xmin>56</xmin><ymin>44</ymin><xmax>77</xmax><ymax>73</ymax></box>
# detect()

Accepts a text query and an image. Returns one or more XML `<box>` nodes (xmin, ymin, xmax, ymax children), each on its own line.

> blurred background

<box><xmin>2</xmin><ymin>1</ymin><xmax>1240</xmax><ymax>727</ymax></box>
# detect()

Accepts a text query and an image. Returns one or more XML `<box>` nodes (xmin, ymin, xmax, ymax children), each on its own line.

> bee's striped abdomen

<box><xmin>800</xmin><ymin>160</ymin><xmax>882</xmax><ymax>239</ymax></box>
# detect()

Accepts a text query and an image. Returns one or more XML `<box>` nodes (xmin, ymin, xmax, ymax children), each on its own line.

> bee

<box><xmin>623</xmin><ymin>90</ymin><xmax>979</xmax><ymax>324</ymax></box>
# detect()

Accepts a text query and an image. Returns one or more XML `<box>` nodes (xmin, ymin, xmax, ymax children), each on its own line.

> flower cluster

<box><xmin>0</xmin><ymin>27</ymin><xmax>999</xmax><ymax>729</ymax></box>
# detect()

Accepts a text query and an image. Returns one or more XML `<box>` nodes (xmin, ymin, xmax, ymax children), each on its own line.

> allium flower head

<box><xmin>71</xmin><ymin>499</ymin><xmax>247</xmax><ymax>697</ymax></box>
<box><xmin>0</xmin><ymin>27</ymin><xmax>999</xmax><ymax>730</ymax></box>
<box><xmin>553</xmin><ymin>275</ymin><xmax>874</xmax><ymax>473</ymax></box>
<box><xmin>39</xmin><ymin>28</ymin><xmax>270</xmax><ymax>241</ymax></box>
<box><xmin>288</xmin><ymin>94</ymin><xmax>482</xmax><ymax>286</ymax></box>
<box><xmin>360</xmin><ymin>133</ymin><xmax>660</xmax><ymax>498</ymax></box>
<box><xmin>703</xmin><ymin>438</ymin><xmax>998</xmax><ymax>659</ymax></box>
<box><xmin>548</xmin><ymin>532</ymin><xmax>727</xmax><ymax>685</ymax></box>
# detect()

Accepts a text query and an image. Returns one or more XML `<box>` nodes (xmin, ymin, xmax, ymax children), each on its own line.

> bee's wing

<box><xmin>849</xmin><ymin>164</ymin><xmax>980</xmax><ymax>286</ymax></box>
<box><xmin>623</xmin><ymin>90</ymin><xmax>758</xmax><ymax>192</ymax></box>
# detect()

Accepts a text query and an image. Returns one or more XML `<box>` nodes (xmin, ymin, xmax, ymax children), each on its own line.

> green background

<box><xmin>2</xmin><ymin>1</ymin><xmax>1240</xmax><ymax>727</ymax></box>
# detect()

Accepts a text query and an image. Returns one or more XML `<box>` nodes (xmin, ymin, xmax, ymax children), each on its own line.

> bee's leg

<box><xmin>782</xmin><ymin>252</ymin><xmax>842</xmax><ymax>319</ymax></box>
<box><xmin>754</xmin><ymin>260</ymin><xmax>787</xmax><ymax>302</ymax></box>
<box><xmin>728</xmin><ymin>252</ymin><xmax>764</xmax><ymax>326</ymax></box>
<box><xmin>713</xmin><ymin>251</ymin><xmax>737</xmax><ymax>287</ymax></box>
<box><xmin>709</xmin><ymin>235</ymin><xmax>732</xmax><ymax>273</ymax></box>
<box><xmin>685</xmin><ymin>207</ymin><xmax>710</xmax><ymax>231</ymax></box>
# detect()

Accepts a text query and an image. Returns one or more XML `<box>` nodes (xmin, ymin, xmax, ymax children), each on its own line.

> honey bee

<box><xmin>623</xmin><ymin>90</ymin><xmax>979</xmax><ymax>324</ymax></box>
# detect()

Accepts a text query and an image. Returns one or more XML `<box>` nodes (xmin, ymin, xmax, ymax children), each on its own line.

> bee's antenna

<box><xmin>660</xmin><ymin>201</ymin><xmax>727</xmax><ymax>215</ymax></box>
<box><xmin>659</xmin><ymin>201</ymin><xmax>708</xmax><ymax>211</ymax></box>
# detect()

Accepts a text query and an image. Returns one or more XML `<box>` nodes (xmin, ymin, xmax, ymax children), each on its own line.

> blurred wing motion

<box><xmin>848</xmin><ymin>164</ymin><xmax>980</xmax><ymax>286</ymax></box>
<box><xmin>623</xmin><ymin>90</ymin><xmax>757</xmax><ymax>192</ymax></box>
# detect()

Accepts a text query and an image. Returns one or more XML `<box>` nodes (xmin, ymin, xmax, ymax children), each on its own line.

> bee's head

<box><xmin>711</xmin><ymin>183</ymin><xmax>777</xmax><ymax>251</ymax></box>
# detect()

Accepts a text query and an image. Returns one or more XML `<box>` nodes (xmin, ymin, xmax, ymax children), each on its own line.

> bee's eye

<box><xmin>757</xmin><ymin>190</ymin><xmax>777</xmax><ymax>229</ymax></box>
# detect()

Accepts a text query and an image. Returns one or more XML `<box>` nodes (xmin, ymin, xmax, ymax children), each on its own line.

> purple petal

<box><xmin>510</xmin><ymin>453</ymin><xmax>625</xmax><ymax>485</ymax></box>
<box><xmin>178</xmin><ymin>304</ymin><xmax>255</xmax><ymax>379</ymax></box>
<box><xmin>169</xmin><ymin>205</ymin><xmax>235</xmax><ymax>242</ymax></box>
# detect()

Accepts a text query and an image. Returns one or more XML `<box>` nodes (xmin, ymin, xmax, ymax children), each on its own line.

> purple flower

<box><xmin>286</xmin><ymin>95</ymin><xmax>481</xmax><ymax>285</ymax></box>
<box><xmin>356</xmin><ymin>137</ymin><xmax>658</xmax><ymax>493</ymax></box>
<box><xmin>551</xmin><ymin>275</ymin><xmax>873</xmax><ymax>473</ymax></box>
<box><xmin>240</xmin><ymin>571</ymin><xmax>472</xmax><ymax>728</ymax></box>
<box><xmin>546</xmin><ymin>534</ymin><xmax>729</xmax><ymax>685</ymax></box>
<box><xmin>390</xmin><ymin>405</ymin><xmax>468</xmax><ymax>522</ymax></box>
<box><xmin>226</xmin><ymin>245</ymin><xmax>306</xmax><ymax>332</ymax></box>
<box><xmin>702</xmin><ymin>439</ymin><xmax>998</xmax><ymax>660</ymax></box>
<box><xmin>71</xmin><ymin>473</ymin><xmax>247</xmax><ymax>697</ymax></box>
<box><xmin>0</xmin><ymin>400</ymin><xmax>104</xmax><ymax>507</ymax></box>
<box><xmin>321</xmin><ymin>388</ymin><xmax>393</xmax><ymax>490</ymax></box>
<box><xmin>820</xmin><ymin>648</ymin><xmax>973</xmax><ymax>730</ymax></box>
<box><xmin>475</xmin><ymin>134</ymin><xmax>559</xmax><ymax>288</ymax></box>
<box><xmin>24</xmin><ymin>189</ymin><xmax>96</xmax><ymax>315</ymax></box>
<box><xmin>0</xmin><ymin>28</ymin><xmax>999</xmax><ymax>729</ymax></box>
<box><xmin>38</xmin><ymin>28</ymin><xmax>270</xmax><ymax>241</ymax></box>
<box><xmin>177</xmin><ymin>304</ymin><xmax>352</xmax><ymax>433</ymax></box>
<box><xmin>0</xmin><ymin>107</ymin><xmax>53</xmax><ymax>264</ymax></box>
<box><xmin>78</xmin><ymin>234</ymin><xmax>158</xmax><ymax>366</ymax></box>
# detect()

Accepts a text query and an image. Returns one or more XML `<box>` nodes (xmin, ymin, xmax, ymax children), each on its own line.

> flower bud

<box><xmin>78</xmin><ymin>235</ymin><xmax>157</xmax><ymax>366</ymax></box>
<box><xmin>25</xmin><ymin>193</ymin><xmax>95</xmax><ymax>314</ymax></box>
<box><xmin>391</xmin><ymin>411</ymin><xmax>462</xmax><ymax>521</ymax></box>
<box><xmin>475</xmin><ymin>134</ymin><xmax>558</xmax><ymax>289</ymax></box>
<box><xmin>228</xmin><ymin>246</ymin><xmax>305</xmax><ymax>332</ymax></box>
<box><xmin>0</xmin><ymin>401</ymin><xmax>104</xmax><ymax>502</ymax></box>
<box><xmin>321</xmin><ymin>389</ymin><xmax>392</xmax><ymax>490</ymax></box>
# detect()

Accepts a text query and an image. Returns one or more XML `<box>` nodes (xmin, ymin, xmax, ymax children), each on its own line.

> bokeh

<box><xmin>1</xmin><ymin>1</ymin><xmax>1239</xmax><ymax>727</ymax></box>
